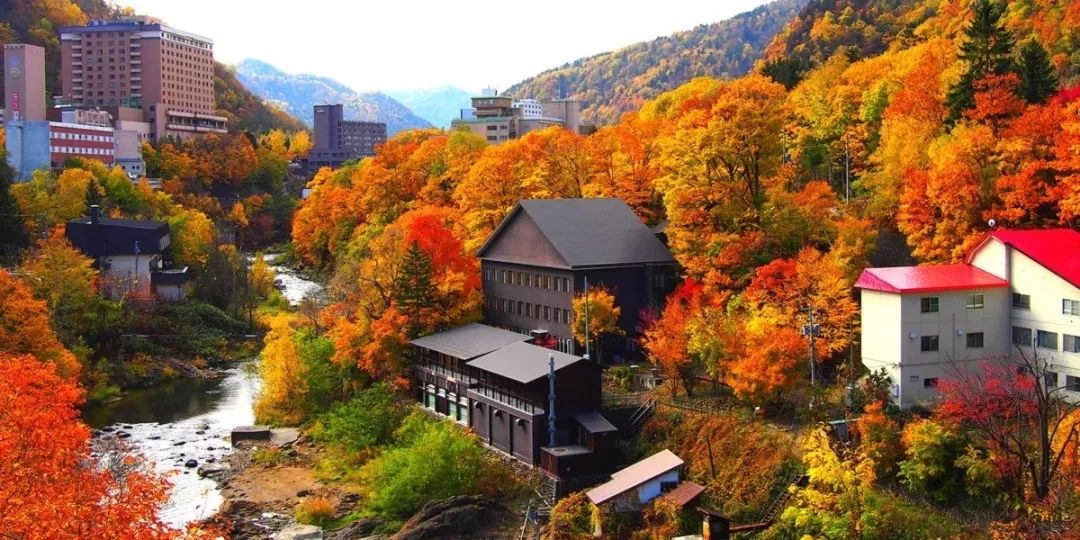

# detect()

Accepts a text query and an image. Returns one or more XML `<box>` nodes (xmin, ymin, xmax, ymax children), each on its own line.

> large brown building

<box><xmin>451</xmin><ymin>89</ymin><xmax>587</xmax><ymax>143</ymax></box>
<box><xmin>58</xmin><ymin>16</ymin><xmax>225</xmax><ymax>141</ymax></box>
<box><xmin>303</xmin><ymin>104</ymin><xmax>387</xmax><ymax>173</ymax></box>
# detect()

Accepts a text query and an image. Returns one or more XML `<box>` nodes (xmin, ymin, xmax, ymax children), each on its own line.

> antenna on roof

<box><xmin>988</xmin><ymin>218</ymin><xmax>997</xmax><ymax>230</ymax></box>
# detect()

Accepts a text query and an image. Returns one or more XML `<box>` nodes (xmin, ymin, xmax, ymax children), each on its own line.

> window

<box><xmin>1045</xmin><ymin>372</ymin><xmax>1059</xmax><ymax>389</ymax></box>
<box><xmin>966</xmin><ymin>332</ymin><xmax>984</xmax><ymax>348</ymax></box>
<box><xmin>517</xmin><ymin>301</ymin><xmax>524</xmax><ymax>315</ymax></box>
<box><xmin>1068</xmin><ymin>376</ymin><xmax>1080</xmax><ymax>392</ymax></box>
<box><xmin>923</xmin><ymin>377</ymin><xmax>939</xmax><ymax>389</ymax></box>
<box><xmin>921</xmin><ymin>335</ymin><xmax>939</xmax><ymax>352</ymax></box>
<box><xmin>525</xmin><ymin>273</ymin><xmax>533</xmax><ymax>287</ymax></box>
<box><xmin>1013</xmin><ymin>327</ymin><xmax>1033</xmax><ymax>347</ymax></box>
<box><xmin>499</xmin><ymin>270</ymin><xmax>506</xmax><ymax>283</ymax></box>
<box><xmin>544</xmin><ymin>306</ymin><xmax>550</xmax><ymax>321</ymax></box>
<box><xmin>1037</xmin><ymin>330</ymin><xmax>1059</xmax><ymax>350</ymax></box>
<box><xmin>920</xmin><ymin>297</ymin><xmax>939</xmax><ymax>313</ymax></box>
<box><xmin>1013</xmin><ymin>293</ymin><xmax>1031</xmax><ymax>309</ymax></box>
<box><xmin>1066</xmin><ymin>335</ymin><xmax>1080</xmax><ymax>354</ymax></box>
<box><xmin>525</xmin><ymin>304</ymin><xmax>532</xmax><ymax>317</ymax></box>
<box><xmin>1064</xmin><ymin>299</ymin><xmax>1080</xmax><ymax>316</ymax></box>
<box><xmin>966</xmin><ymin>294</ymin><xmax>984</xmax><ymax>310</ymax></box>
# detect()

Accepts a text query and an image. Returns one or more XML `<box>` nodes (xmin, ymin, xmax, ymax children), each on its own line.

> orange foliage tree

<box><xmin>641</xmin><ymin>279</ymin><xmax>706</xmax><ymax>397</ymax></box>
<box><xmin>0</xmin><ymin>269</ymin><xmax>80</xmax><ymax>378</ymax></box>
<box><xmin>0</xmin><ymin>353</ymin><xmax>172</xmax><ymax>539</ymax></box>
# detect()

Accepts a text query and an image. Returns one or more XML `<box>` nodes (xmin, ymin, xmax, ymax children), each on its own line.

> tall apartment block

<box><xmin>4</xmin><ymin>44</ymin><xmax>139</xmax><ymax>180</ymax></box>
<box><xmin>58</xmin><ymin>16</ymin><xmax>226</xmax><ymax>141</ymax></box>
<box><xmin>304</xmin><ymin>104</ymin><xmax>387</xmax><ymax>173</ymax></box>
<box><xmin>451</xmin><ymin>88</ymin><xmax>588</xmax><ymax>144</ymax></box>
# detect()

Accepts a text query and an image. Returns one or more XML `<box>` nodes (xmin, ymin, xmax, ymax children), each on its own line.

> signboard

<box><xmin>12</xmin><ymin>91</ymin><xmax>19</xmax><ymax>112</ymax></box>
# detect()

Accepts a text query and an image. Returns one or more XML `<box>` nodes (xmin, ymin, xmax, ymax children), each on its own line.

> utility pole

<box><xmin>844</xmin><ymin>137</ymin><xmax>851</xmax><ymax>204</ymax></box>
<box><xmin>802</xmin><ymin>305</ymin><xmax>821</xmax><ymax>407</ymax></box>
<box><xmin>583</xmin><ymin>275</ymin><xmax>591</xmax><ymax>362</ymax></box>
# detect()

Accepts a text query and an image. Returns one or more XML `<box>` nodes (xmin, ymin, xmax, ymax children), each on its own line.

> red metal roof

<box><xmin>660</xmin><ymin>481</ymin><xmax>706</xmax><ymax>507</ymax></box>
<box><xmin>855</xmin><ymin>264</ymin><xmax>1009</xmax><ymax>294</ymax></box>
<box><xmin>978</xmin><ymin>229</ymin><xmax>1080</xmax><ymax>289</ymax></box>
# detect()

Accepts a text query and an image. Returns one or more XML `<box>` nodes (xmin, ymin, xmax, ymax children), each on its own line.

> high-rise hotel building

<box><xmin>59</xmin><ymin>16</ymin><xmax>226</xmax><ymax>140</ymax></box>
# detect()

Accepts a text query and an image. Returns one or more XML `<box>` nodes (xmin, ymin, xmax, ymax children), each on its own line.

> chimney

<box><xmin>548</xmin><ymin>352</ymin><xmax>556</xmax><ymax>447</ymax></box>
<box><xmin>90</xmin><ymin>205</ymin><xmax>101</xmax><ymax>224</ymax></box>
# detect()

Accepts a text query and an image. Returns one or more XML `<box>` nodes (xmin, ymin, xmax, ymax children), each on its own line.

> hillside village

<box><xmin>2</xmin><ymin>0</ymin><xmax>1080</xmax><ymax>539</ymax></box>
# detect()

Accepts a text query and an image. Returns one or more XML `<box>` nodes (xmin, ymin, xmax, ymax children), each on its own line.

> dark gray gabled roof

<box><xmin>410</xmin><ymin>323</ymin><xmax>532</xmax><ymax>360</ymax></box>
<box><xmin>478</xmin><ymin>198</ymin><xmax>675</xmax><ymax>268</ymax></box>
<box><xmin>574</xmin><ymin>411</ymin><xmax>618</xmax><ymax>434</ymax></box>
<box><xmin>65</xmin><ymin>217</ymin><xmax>170</xmax><ymax>257</ymax></box>
<box><xmin>466</xmin><ymin>341</ymin><xmax>585</xmax><ymax>383</ymax></box>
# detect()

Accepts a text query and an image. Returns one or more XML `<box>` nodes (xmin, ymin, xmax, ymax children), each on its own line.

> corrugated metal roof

<box><xmin>410</xmin><ymin>324</ymin><xmax>532</xmax><ymax>360</ymax></box>
<box><xmin>574</xmin><ymin>411</ymin><xmax>618</xmax><ymax>433</ymax></box>
<box><xmin>477</xmin><ymin>198</ymin><xmax>675</xmax><ymax>268</ymax></box>
<box><xmin>586</xmin><ymin>449</ymin><xmax>684</xmax><ymax>505</ymax></box>
<box><xmin>979</xmin><ymin>229</ymin><xmax>1080</xmax><ymax>289</ymax></box>
<box><xmin>660</xmin><ymin>481</ymin><xmax>705</xmax><ymax>507</ymax></box>
<box><xmin>854</xmin><ymin>264</ymin><xmax>1008</xmax><ymax>294</ymax></box>
<box><xmin>465</xmin><ymin>341</ymin><xmax>584</xmax><ymax>383</ymax></box>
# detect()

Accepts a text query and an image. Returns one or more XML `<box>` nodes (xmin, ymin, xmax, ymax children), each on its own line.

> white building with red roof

<box><xmin>856</xmin><ymin>229</ymin><xmax>1080</xmax><ymax>409</ymax></box>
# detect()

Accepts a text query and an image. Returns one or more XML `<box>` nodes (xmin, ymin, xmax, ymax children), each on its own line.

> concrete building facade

<box><xmin>452</xmin><ymin>90</ymin><xmax>586</xmax><ymax>143</ymax></box>
<box><xmin>857</xmin><ymin>229</ymin><xmax>1080</xmax><ymax>409</ymax></box>
<box><xmin>304</xmin><ymin>104</ymin><xmax>387</xmax><ymax>172</ymax></box>
<box><xmin>58</xmin><ymin>16</ymin><xmax>225</xmax><ymax>140</ymax></box>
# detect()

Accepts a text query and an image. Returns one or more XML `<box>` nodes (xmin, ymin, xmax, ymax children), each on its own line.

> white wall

<box><xmin>971</xmin><ymin>239</ymin><xmax>1080</xmax><ymax>390</ymax></box>
<box><xmin>861</xmin><ymin>286</ymin><xmax>1010</xmax><ymax>409</ymax></box>
<box><xmin>636</xmin><ymin>469</ymin><xmax>680</xmax><ymax>504</ymax></box>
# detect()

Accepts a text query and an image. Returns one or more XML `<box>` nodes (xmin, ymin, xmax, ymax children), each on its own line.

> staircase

<box><xmin>759</xmin><ymin>472</ymin><xmax>809</xmax><ymax>524</ymax></box>
<box><xmin>624</xmin><ymin>396</ymin><xmax>657</xmax><ymax>438</ymax></box>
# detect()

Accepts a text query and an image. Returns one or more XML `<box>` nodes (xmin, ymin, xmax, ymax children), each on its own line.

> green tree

<box><xmin>0</xmin><ymin>156</ymin><xmax>31</xmax><ymax>263</ymax></box>
<box><xmin>946</xmin><ymin>0</ymin><xmax>1016</xmax><ymax>123</ymax></box>
<box><xmin>393</xmin><ymin>241</ymin><xmax>436</xmax><ymax>338</ymax></box>
<box><xmin>1016</xmin><ymin>38</ymin><xmax>1059</xmax><ymax>104</ymax></box>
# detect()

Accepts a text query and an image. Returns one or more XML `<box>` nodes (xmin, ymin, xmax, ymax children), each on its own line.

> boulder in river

<box><xmin>273</xmin><ymin>524</ymin><xmax>322</xmax><ymax>540</ymax></box>
<box><xmin>185</xmin><ymin>459</ymin><xmax>198</xmax><ymax>468</ymax></box>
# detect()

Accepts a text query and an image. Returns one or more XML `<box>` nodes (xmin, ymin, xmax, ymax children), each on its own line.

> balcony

<box><xmin>470</xmin><ymin>383</ymin><xmax>544</xmax><ymax>415</ymax></box>
<box><xmin>130</xmin><ymin>50</ymin><xmax>141</xmax><ymax>57</ymax></box>
<box><xmin>416</xmin><ymin>363</ymin><xmax>477</xmax><ymax>386</ymax></box>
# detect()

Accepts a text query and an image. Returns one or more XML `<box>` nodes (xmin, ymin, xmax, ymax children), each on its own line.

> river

<box><xmin>83</xmin><ymin>255</ymin><xmax>321</xmax><ymax>529</ymax></box>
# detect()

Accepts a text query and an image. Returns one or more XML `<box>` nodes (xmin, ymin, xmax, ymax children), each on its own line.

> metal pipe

<box><xmin>547</xmin><ymin>352</ymin><xmax>556</xmax><ymax>447</ymax></box>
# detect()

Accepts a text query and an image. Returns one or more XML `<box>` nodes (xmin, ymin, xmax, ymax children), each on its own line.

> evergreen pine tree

<box><xmin>0</xmin><ymin>155</ymin><xmax>31</xmax><ymax>264</ymax></box>
<box><xmin>1017</xmin><ymin>38</ymin><xmax>1059</xmax><ymax>104</ymax></box>
<box><xmin>946</xmin><ymin>0</ymin><xmax>1016</xmax><ymax>123</ymax></box>
<box><xmin>393</xmin><ymin>242</ymin><xmax>436</xmax><ymax>337</ymax></box>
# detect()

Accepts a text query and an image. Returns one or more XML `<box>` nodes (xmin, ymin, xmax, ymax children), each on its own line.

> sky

<box><xmin>118</xmin><ymin>0</ymin><xmax>771</xmax><ymax>92</ymax></box>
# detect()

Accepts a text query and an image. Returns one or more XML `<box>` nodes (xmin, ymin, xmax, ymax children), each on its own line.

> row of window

<box><xmin>919</xmin><ymin>332</ymin><xmax>985</xmax><ymax>352</ymax></box>
<box><xmin>486</xmin><ymin>267</ymin><xmax>572</xmax><ymax>292</ymax></box>
<box><xmin>1013</xmin><ymin>327</ymin><xmax>1080</xmax><ymax>353</ymax></box>
<box><xmin>423</xmin><ymin>386</ymin><xmax>469</xmax><ymax>426</ymax></box>
<box><xmin>487</xmin><ymin>297</ymin><xmax>571</xmax><ymax>325</ymax></box>
<box><xmin>53</xmin><ymin>132</ymin><xmax>111</xmax><ymax>142</ymax></box>
<box><xmin>920</xmin><ymin>293</ymin><xmax>1080</xmax><ymax>316</ymax></box>
<box><xmin>50</xmin><ymin>146</ymin><xmax>112</xmax><ymax>156</ymax></box>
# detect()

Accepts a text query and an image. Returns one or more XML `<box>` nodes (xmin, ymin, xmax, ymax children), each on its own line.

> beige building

<box><xmin>857</xmin><ymin>229</ymin><xmax>1080</xmax><ymax>409</ymax></box>
<box><xmin>59</xmin><ymin>16</ymin><xmax>225</xmax><ymax>141</ymax></box>
<box><xmin>452</xmin><ymin>89</ymin><xmax>585</xmax><ymax>143</ymax></box>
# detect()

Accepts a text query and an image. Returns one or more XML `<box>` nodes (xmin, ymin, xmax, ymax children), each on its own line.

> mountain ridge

<box><xmin>503</xmin><ymin>0</ymin><xmax>809</xmax><ymax>125</ymax></box>
<box><xmin>235</xmin><ymin>59</ymin><xmax>433</xmax><ymax>135</ymax></box>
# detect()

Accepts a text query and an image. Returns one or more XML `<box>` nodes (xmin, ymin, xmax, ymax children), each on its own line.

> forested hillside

<box><xmin>503</xmin><ymin>0</ymin><xmax>807</xmax><ymax>125</ymax></box>
<box><xmin>286</xmin><ymin>0</ymin><xmax>1080</xmax><ymax>535</ymax></box>
<box><xmin>0</xmin><ymin>0</ymin><xmax>305</xmax><ymax>135</ymax></box>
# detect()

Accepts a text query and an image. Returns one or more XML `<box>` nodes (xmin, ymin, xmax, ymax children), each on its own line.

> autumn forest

<box><xmin>3</xmin><ymin>0</ymin><xmax>1080</xmax><ymax>538</ymax></box>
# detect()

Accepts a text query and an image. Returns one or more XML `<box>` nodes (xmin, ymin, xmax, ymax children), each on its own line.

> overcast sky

<box><xmin>118</xmin><ymin>0</ymin><xmax>771</xmax><ymax>92</ymax></box>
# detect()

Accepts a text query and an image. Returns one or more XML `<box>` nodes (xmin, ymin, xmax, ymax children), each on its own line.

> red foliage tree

<box><xmin>0</xmin><ymin>353</ymin><xmax>173</xmax><ymax>538</ymax></box>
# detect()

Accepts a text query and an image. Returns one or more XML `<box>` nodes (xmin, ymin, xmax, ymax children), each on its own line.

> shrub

<box><xmin>898</xmin><ymin>419</ymin><xmax>968</xmax><ymax>502</ymax></box>
<box><xmin>543</xmin><ymin>491</ymin><xmax>598</xmax><ymax>540</ymax></box>
<box><xmin>295</xmin><ymin>496</ymin><xmax>335</xmax><ymax>527</ymax></box>
<box><xmin>314</xmin><ymin>383</ymin><xmax>403</xmax><ymax>452</ymax></box>
<box><xmin>253</xmin><ymin>447</ymin><xmax>287</xmax><ymax>466</ymax></box>
<box><xmin>358</xmin><ymin>415</ymin><xmax>489</xmax><ymax>520</ymax></box>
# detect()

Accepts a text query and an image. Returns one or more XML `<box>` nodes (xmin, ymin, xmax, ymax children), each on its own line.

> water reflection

<box><xmin>84</xmin><ymin>376</ymin><xmax>230</xmax><ymax>428</ymax></box>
